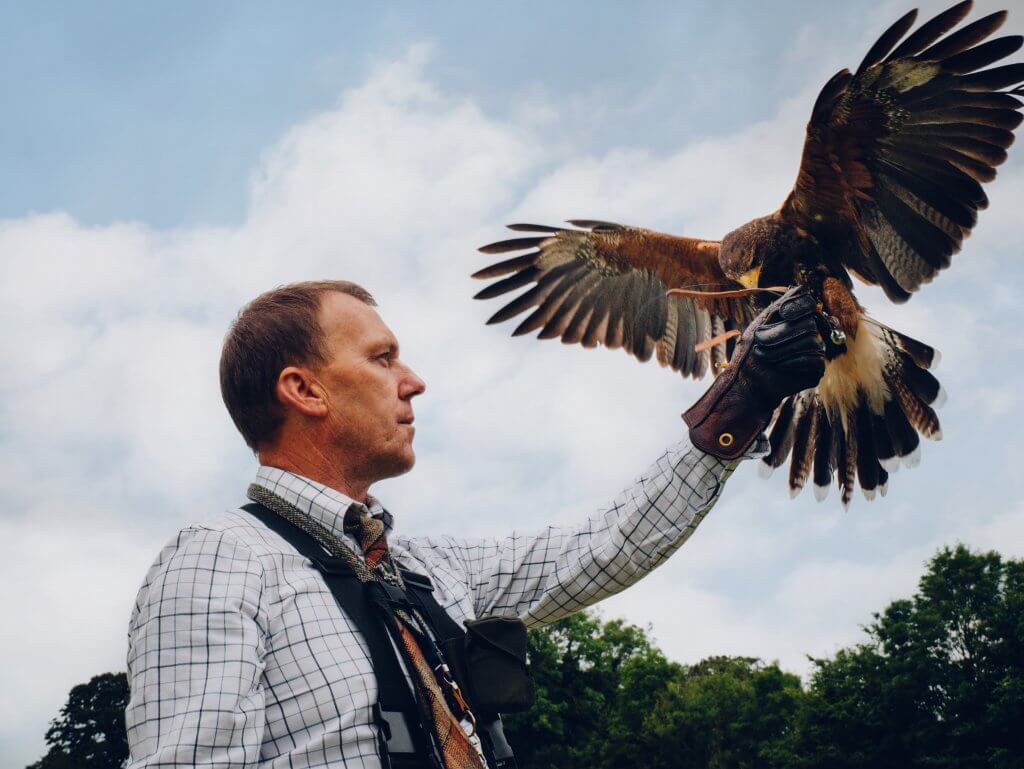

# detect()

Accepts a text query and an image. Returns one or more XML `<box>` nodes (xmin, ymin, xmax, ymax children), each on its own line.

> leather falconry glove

<box><xmin>683</xmin><ymin>286</ymin><xmax>827</xmax><ymax>460</ymax></box>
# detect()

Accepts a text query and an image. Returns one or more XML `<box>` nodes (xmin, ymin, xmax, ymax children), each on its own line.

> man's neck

<box><xmin>258</xmin><ymin>443</ymin><xmax>371</xmax><ymax>503</ymax></box>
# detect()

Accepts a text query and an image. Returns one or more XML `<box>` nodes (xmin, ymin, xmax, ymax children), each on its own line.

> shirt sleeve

<box><xmin>125</xmin><ymin>526</ymin><xmax>269</xmax><ymax>768</ymax></box>
<box><xmin>402</xmin><ymin>436</ymin><xmax>759</xmax><ymax>627</ymax></box>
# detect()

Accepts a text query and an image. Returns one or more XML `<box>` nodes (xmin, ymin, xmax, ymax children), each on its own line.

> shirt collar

<box><xmin>252</xmin><ymin>465</ymin><xmax>394</xmax><ymax>551</ymax></box>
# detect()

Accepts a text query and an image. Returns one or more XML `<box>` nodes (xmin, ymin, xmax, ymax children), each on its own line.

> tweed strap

<box><xmin>246</xmin><ymin>483</ymin><xmax>400</xmax><ymax>584</ymax></box>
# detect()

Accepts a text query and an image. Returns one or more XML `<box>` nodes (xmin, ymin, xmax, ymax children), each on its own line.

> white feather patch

<box><xmin>813</xmin><ymin>484</ymin><xmax>830</xmax><ymax>502</ymax></box>
<box><xmin>880</xmin><ymin>455</ymin><xmax>901</xmax><ymax>473</ymax></box>
<box><xmin>862</xmin><ymin>487</ymin><xmax>876</xmax><ymax>501</ymax></box>
<box><xmin>931</xmin><ymin>348</ymin><xmax>942</xmax><ymax>370</ymax></box>
<box><xmin>904</xmin><ymin>445</ymin><xmax>922</xmax><ymax>468</ymax></box>
<box><xmin>758</xmin><ymin>461</ymin><xmax>774</xmax><ymax>479</ymax></box>
<box><xmin>932</xmin><ymin>386</ymin><xmax>947</xmax><ymax>409</ymax></box>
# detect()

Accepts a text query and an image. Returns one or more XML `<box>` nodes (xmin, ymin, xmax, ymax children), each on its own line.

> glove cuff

<box><xmin>682</xmin><ymin>373</ymin><xmax>775</xmax><ymax>460</ymax></box>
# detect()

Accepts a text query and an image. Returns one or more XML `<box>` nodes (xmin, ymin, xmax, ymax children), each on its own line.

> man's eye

<box><xmin>377</xmin><ymin>353</ymin><xmax>392</xmax><ymax>366</ymax></box>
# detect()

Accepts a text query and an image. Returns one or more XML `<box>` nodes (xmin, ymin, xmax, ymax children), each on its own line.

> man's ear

<box><xmin>276</xmin><ymin>366</ymin><xmax>329</xmax><ymax>418</ymax></box>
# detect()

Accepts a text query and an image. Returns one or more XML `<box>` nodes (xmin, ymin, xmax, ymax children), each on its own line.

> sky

<box><xmin>2</xmin><ymin>1</ymin><xmax>1023</xmax><ymax>765</ymax></box>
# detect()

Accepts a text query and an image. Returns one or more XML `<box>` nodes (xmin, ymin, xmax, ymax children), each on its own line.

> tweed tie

<box><xmin>246</xmin><ymin>484</ymin><xmax>484</xmax><ymax>769</ymax></box>
<box><xmin>342</xmin><ymin>504</ymin><xmax>486</xmax><ymax>769</ymax></box>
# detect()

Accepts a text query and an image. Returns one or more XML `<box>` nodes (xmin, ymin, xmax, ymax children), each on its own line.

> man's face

<box><xmin>312</xmin><ymin>292</ymin><xmax>426</xmax><ymax>484</ymax></box>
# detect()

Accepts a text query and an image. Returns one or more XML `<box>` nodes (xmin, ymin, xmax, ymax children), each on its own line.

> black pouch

<box><xmin>462</xmin><ymin>616</ymin><xmax>534</xmax><ymax>715</ymax></box>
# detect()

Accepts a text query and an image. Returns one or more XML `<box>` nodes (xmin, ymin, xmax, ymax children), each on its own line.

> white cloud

<box><xmin>3</xmin><ymin>26</ymin><xmax>1023</xmax><ymax>766</ymax></box>
<box><xmin>0</xmin><ymin>520</ymin><xmax>159</xmax><ymax>752</ymax></box>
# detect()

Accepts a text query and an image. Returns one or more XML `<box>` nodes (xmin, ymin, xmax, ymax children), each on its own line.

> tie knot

<box><xmin>343</xmin><ymin>503</ymin><xmax>388</xmax><ymax>564</ymax></box>
<box><xmin>343</xmin><ymin>501</ymin><xmax>369</xmax><ymax>525</ymax></box>
<box><xmin>343</xmin><ymin>502</ymin><xmax>372</xmax><ymax>532</ymax></box>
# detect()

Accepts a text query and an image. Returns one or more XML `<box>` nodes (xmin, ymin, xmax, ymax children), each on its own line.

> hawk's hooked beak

<box><xmin>737</xmin><ymin>266</ymin><xmax>761</xmax><ymax>289</ymax></box>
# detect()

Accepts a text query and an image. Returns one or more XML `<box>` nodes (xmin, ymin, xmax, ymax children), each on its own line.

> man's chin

<box><xmin>373</xmin><ymin>450</ymin><xmax>416</xmax><ymax>481</ymax></box>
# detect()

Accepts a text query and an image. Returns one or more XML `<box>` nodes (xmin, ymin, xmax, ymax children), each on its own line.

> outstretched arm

<box><xmin>405</xmin><ymin>437</ymin><xmax>753</xmax><ymax>626</ymax></box>
<box><xmin>399</xmin><ymin>288</ymin><xmax>825</xmax><ymax>626</ymax></box>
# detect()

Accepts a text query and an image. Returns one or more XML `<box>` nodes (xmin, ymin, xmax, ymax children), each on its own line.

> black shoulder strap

<box><xmin>242</xmin><ymin>501</ymin><xmax>517</xmax><ymax>769</ymax></box>
<box><xmin>240</xmin><ymin>503</ymin><xmax>435</xmax><ymax>768</ymax></box>
<box><xmin>400</xmin><ymin>573</ymin><xmax>473</xmax><ymax>699</ymax></box>
<box><xmin>400</xmin><ymin>570</ymin><xmax>465</xmax><ymax>643</ymax></box>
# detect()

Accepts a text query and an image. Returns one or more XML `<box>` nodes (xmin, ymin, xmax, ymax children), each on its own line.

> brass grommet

<box><xmin>719</xmin><ymin>432</ymin><xmax>734</xmax><ymax>447</ymax></box>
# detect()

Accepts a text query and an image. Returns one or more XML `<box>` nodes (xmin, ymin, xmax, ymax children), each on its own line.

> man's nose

<box><xmin>399</xmin><ymin>366</ymin><xmax>426</xmax><ymax>400</ymax></box>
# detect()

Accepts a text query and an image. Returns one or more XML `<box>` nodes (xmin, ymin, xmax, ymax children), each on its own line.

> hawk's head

<box><xmin>720</xmin><ymin>215</ymin><xmax>792</xmax><ymax>289</ymax></box>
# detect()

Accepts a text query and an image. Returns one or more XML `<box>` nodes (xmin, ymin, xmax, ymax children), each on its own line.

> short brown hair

<box><xmin>220</xmin><ymin>280</ymin><xmax>376</xmax><ymax>452</ymax></box>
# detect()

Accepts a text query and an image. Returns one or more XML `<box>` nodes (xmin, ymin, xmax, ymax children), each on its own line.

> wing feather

<box><xmin>782</xmin><ymin>2</ymin><xmax>1024</xmax><ymax>302</ymax></box>
<box><xmin>474</xmin><ymin>223</ymin><xmax>752</xmax><ymax>378</ymax></box>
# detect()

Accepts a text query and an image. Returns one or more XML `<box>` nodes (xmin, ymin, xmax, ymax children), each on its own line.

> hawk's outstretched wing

<box><xmin>473</xmin><ymin>221</ymin><xmax>754</xmax><ymax>378</ymax></box>
<box><xmin>781</xmin><ymin>0</ymin><xmax>1024</xmax><ymax>301</ymax></box>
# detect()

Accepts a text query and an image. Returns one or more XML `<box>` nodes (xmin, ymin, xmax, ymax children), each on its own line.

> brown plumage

<box><xmin>472</xmin><ymin>2</ymin><xmax>1023</xmax><ymax>505</ymax></box>
<box><xmin>474</xmin><ymin>222</ymin><xmax>754</xmax><ymax>376</ymax></box>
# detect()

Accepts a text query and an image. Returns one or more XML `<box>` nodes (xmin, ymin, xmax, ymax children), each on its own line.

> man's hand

<box><xmin>683</xmin><ymin>286</ymin><xmax>827</xmax><ymax>460</ymax></box>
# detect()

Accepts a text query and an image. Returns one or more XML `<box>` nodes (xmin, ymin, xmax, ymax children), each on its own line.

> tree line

<box><xmin>29</xmin><ymin>545</ymin><xmax>1024</xmax><ymax>768</ymax></box>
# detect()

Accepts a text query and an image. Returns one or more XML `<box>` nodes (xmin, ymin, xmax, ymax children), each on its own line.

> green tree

<box><xmin>796</xmin><ymin>545</ymin><xmax>1024</xmax><ymax>769</ymax></box>
<box><xmin>28</xmin><ymin>672</ymin><xmax>129</xmax><ymax>769</ymax></box>
<box><xmin>640</xmin><ymin>656</ymin><xmax>803</xmax><ymax>769</ymax></box>
<box><xmin>504</xmin><ymin>612</ymin><xmax>804</xmax><ymax>769</ymax></box>
<box><xmin>504</xmin><ymin>611</ymin><xmax>680</xmax><ymax>768</ymax></box>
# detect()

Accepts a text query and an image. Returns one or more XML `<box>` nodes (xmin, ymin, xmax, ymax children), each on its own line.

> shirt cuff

<box><xmin>675</xmin><ymin>431</ymin><xmax>768</xmax><ymax>503</ymax></box>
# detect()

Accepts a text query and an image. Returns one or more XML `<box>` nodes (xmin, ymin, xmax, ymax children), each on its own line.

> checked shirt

<box><xmin>125</xmin><ymin>436</ymin><xmax>760</xmax><ymax>768</ymax></box>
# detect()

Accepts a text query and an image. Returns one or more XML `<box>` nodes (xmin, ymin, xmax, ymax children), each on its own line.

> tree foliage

<box><xmin>28</xmin><ymin>672</ymin><xmax>129</xmax><ymax>769</ymax></box>
<box><xmin>28</xmin><ymin>545</ymin><xmax>1024</xmax><ymax>769</ymax></box>
<box><xmin>502</xmin><ymin>613</ymin><xmax>801</xmax><ymax>769</ymax></box>
<box><xmin>504</xmin><ymin>545</ymin><xmax>1024</xmax><ymax>768</ymax></box>
<box><xmin>793</xmin><ymin>544</ymin><xmax>1024</xmax><ymax>769</ymax></box>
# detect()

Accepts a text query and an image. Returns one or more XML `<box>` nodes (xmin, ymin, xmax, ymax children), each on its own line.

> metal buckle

<box><xmin>823</xmin><ymin>312</ymin><xmax>847</xmax><ymax>345</ymax></box>
<box><xmin>434</xmin><ymin>663</ymin><xmax>477</xmax><ymax>736</ymax></box>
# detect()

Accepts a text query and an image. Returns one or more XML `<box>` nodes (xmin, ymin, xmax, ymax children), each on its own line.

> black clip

<box><xmin>372</xmin><ymin>704</ymin><xmax>419</xmax><ymax>755</ymax></box>
<box><xmin>399</xmin><ymin>569</ymin><xmax>434</xmax><ymax>591</ymax></box>
<box><xmin>368</xmin><ymin>580</ymin><xmax>415</xmax><ymax>612</ymax></box>
<box><xmin>309</xmin><ymin>554</ymin><xmax>356</xmax><ymax>577</ymax></box>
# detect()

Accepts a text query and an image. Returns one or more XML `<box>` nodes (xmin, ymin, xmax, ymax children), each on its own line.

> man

<box><xmin>125</xmin><ymin>279</ymin><xmax>824</xmax><ymax>768</ymax></box>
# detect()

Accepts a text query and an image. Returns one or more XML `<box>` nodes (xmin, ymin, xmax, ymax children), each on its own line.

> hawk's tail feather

<box><xmin>787</xmin><ymin>395</ymin><xmax>820</xmax><ymax>497</ymax></box>
<box><xmin>813</xmin><ymin>410</ymin><xmax>835</xmax><ymax>500</ymax></box>
<box><xmin>867</xmin><ymin>320</ymin><xmax>942</xmax><ymax>369</ymax></box>
<box><xmin>760</xmin><ymin>320</ymin><xmax>944</xmax><ymax>506</ymax></box>
<box><xmin>762</xmin><ymin>397</ymin><xmax>798</xmax><ymax>472</ymax></box>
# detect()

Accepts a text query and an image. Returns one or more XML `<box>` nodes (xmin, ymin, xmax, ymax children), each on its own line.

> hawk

<box><xmin>472</xmin><ymin>1</ymin><xmax>1024</xmax><ymax>505</ymax></box>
